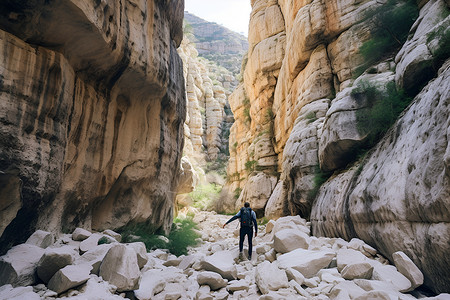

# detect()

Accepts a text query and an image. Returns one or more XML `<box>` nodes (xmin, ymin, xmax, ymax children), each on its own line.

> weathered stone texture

<box><xmin>0</xmin><ymin>0</ymin><xmax>186</xmax><ymax>252</ymax></box>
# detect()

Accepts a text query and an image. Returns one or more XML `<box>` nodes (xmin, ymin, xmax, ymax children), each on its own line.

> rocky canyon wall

<box><xmin>0</xmin><ymin>0</ymin><xmax>185</xmax><ymax>253</ymax></box>
<box><xmin>226</xmin><ymin>0</ymin><xmax>449</xmax><ymax>293</ymax></box>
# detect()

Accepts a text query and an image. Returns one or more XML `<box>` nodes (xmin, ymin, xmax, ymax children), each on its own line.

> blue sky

<box><xmin>185</xmin><ymin>0</ymin><xmax>252</xmax><ymax>36</ymax></box>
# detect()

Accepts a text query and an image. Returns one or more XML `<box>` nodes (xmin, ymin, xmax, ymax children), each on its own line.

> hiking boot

<box><xmin>238</xmin><ymin>252</ymin><xmax>244</xmax><ymax>261</ymax></box>
<box><xmin>248</xmin><ymin>255</ymin><xmax>252</xmax><ymax>261</ymax></box>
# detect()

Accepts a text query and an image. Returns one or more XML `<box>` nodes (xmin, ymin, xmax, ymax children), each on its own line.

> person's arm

<box><xmin>252</xmin><ymin>211</ymin><xmax>258</xmax><ymax>235</ymax></box>
<box><xmin>223</xmin><ymin>210</ymin><xmax>241</xmax><ymax>228</ymax></box>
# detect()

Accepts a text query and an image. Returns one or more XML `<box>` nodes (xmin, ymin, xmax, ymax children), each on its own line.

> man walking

<box><xmin>223</xmin><ymin>202</ymin><xmax>257</xmax><ymax>260</ymax></box>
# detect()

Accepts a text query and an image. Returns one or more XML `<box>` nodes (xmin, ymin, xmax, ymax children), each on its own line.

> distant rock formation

<box><xmin>225</xmin><ymin>0</ymin><xmax>450</xmax><ymax>293</ymax></box>
<box><xmin>0</xmin><ymin>0</ymin><xmax>185</xmax><ymax>253</ymax></box>
<box><xmin>184</xmin><ymin>12</ymin><xmax>249</xmax><ymax>75</ymax></box>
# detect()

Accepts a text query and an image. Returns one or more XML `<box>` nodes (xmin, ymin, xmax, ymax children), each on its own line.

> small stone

<box><xmin>103</xmin><ymin>229</ymin><xmax>122</xmax><ymax>242</ymax></box>
<box><xmin>47</xmin><ymin>265</ymin><xmax>91</xmax><ymax>294</ymax></box>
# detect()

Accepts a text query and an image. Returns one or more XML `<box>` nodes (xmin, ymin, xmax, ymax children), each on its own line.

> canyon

<box><xmin>0</xmin><ymin>0</ymin><xmax>449</xmax><ymax>298</ymax></box>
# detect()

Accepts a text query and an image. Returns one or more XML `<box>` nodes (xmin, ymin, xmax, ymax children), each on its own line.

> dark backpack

<box><xmin>240</xmin><ymin>207</ymin><xmax>253</xmax><ymax>228</ymax></box>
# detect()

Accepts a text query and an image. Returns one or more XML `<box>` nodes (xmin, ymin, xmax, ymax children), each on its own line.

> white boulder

<box><xmin>341</xmin><ymin>262</ymin><xmax>373</xmax><ymax>280</ymax></box>
<box><xmin>255</xmin><ymin>261</ymin><xmax>289</xmax><ymax>294</ymax></box>
<box><xmin>47</xmin><ymin>264</ymin><xmax>91</xmax><ymax>294</ymax></box>
<box><xmin>372</xmin><ymin>264</ymin><xmax>412</xmax><ymax>292</ymax></box>
<box><xmin>99</xmin><ymin>244</ymin><xmax>140</xmax><ymax>292</ymax></box>
<box><xmin>285</xmin><ymin>267</ymin><xmax>305</xmax><ymax>286</ymax></box>
<box><xmin>0</xmin><ymin>285</ymin><xmax>40</xmax><ymax>300</ymax></box>
<box><xmin>72</xmin><ymin>228</ymin><xmax>92</xmax><ymax>241</ymax></box>
<box><xmin>278</xmin><ymin>248</ymin><xmax>335</xmax><ymax>278</ymax></box>
<box><xmin>273</xmin><ymin>228</ymin><xmax>310</xmax><ymax>253</ymax></box>
<box><xmin>336</xmin><ymin>248</ymin><xmax>367</xmax><ymax>272</ymax></box>
<box><xmin>0</xmin><ymin>244</ymin><xmax>45</xmax><ymax>286</ymax></box>
<box><xmin>36</xmin><ymin>246</ymin><xmax>78</xmax><ymax>283</ymax></box>
<box><xmin>134</xmin><ymin>269</ymin><xmax>167</xmax><ymax>300</ymax></box>
<box><xmin>79</xmin><ymin>233</ymin><xmax>103</xmax><ymax>253</ymax></box>
<box><xmin>126</xmin><ymin>242</ymin><xmax>148</xmax><ymax>269</ymax></box>
<box><xmin>25</xmin><ymin>230</ymin><xmax>53</xmax><ymax>249</ymax></box>
<box><xmin>200</xmin><ymin>251</ymin><xmax>237</xmax><ymax>280</ymax></box>
<box><xmin>76</xmin><ymin>244</ymin><xmax>113</xmax><ymax>275</ymax></box>
<box><xmin>197</xmin><ymin>271</ymin><xmax>228</xmax><ymax>291</ymax></box>
<box><xmin>392</xmin><ymin>251</ymin><xmax>424</xmax><ymax>290</ymax></box>
<box><xmin>102</xmin><ymin>229</ymin><xmax>122</xmax><ymax>242</ymax></box>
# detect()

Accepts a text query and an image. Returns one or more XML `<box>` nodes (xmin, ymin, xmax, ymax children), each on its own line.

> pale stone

<box><xmin>200</xmin><ymin>251</ymin><xmax>237</xmax><ymax>280</ymax></box>
<box><xmin>102</xmin><ymin>230</ymin><xmax>121</xmax><ymax>242</ymax></box>
<box><xmin>265</xmin><ymin>220</ymin><xmax>276</xmax><ymax>234</ymax></box>
<box><xmin>76</xmin><ymin>244</ymin><xmax>113</xmax><ymax>275</ymax></box>
<box><xmin>99</xmin><ymin>244</ymin><xmax>140</xmax><ymax>292</ymax></box>
<box><xmin>135</xmin><ymin>269</ymin><xmax>167</xmax><ymax>300</ymax></box>
<box><xmin>79</xmin><ymin>233</ymin><xmax>103</xmax><ymax>253</ymax></box>
<box><xmin>255</xmin><ymin>261</ymin><xmax>289</xmax><ymax>294</ymax></box>
<box><xmin>336</xmin><ymin>248</ymin><xmax>368</xmax><ymax>272</ymax></box>
<box><xmin>341</xmin><ymin>263</ymin><xmax>373</xmax><ymax>280</ymax></box>
<box><xmin>197</xmin><ymin>271</ymin><xmax>228</xmax><ymax>291</ymax></box>
<box><xmin>36</xmin><ymin>246</ymin><xmax>78</xmax><ymax>283</ymax></box>
<box><xmin>354</xmin><ymin>290</ymin><xmax>396</xmax><ymax>300</ymax></box>
<box><xmin>0</xmin><ymin>244</ymin><xmax>45</xmax><ymax>286</ymax></box>
<box><xmin>0</xmin><ymin>285</ymin><xmax>40</xmax><ymax>300</ymax></box>
<box><xmin>72</xmin><ymin>228</ymin><xmax>92</xmax><ymax>241</ymax></box>
<box><xmin>330</xmin><ymin>281</ymin><xmax>366</xmax><ymax>299</ymax></box>
<box><xmin>372</xmin><ymin>264</ymin><xmax>412</xmax><ymax>292</ymax></box>
<box><xmin>47</xmin><ymin>264</ymin><xmax>91</xmax><ymax>294</ymax></box>
<box><xmin>25</xmin><ymin>230</ymin><xmax>54</xmax><ymax>249</ymax></box>
<box><xmin>126</xmin><ymin>242</ymin><xmax>148</xmax><ymax>269</ymax></box>
<box><xmin>285</xmin><ymin>267</ymin><xmax>305</xmax><ymax>286</ymax></box>
<box><xmin>227</xmin><ymin>279</ymin><xmax>249</xmax><ymax>292</ymax></box>
<box><xmin>264</xmin><ymin>181</ymin><xmax>287</xmax><ymax>219</ymax></box>
<box><xmin>392</xmin><ymin>251</ymin><xmax>424</xmax><ymax>290</ymax></box>
<box><xmin>278</xmin><ymin>248</ymin><xmax>335</xmax><ymax>278</ymax></box>
<box><xmin>273</xmin><ymin>228</ymin><xmax>310</xmax><ymax>253</ymax></box>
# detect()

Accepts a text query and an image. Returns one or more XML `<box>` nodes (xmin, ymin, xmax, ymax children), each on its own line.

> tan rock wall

<box><xmin>226</xmin><ymin>0</ymin><xmax>449</xmax><ymax>293</ymax></box>
<box><xmin>0</xmin><ymin>0</ymin><xmax>185</xmax><ymax>252</ymax></box>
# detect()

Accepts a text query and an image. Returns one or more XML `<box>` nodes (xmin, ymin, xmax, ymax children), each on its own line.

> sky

<box><xmin>184</xmin><ymin>0</ymin><xmax>252</xmax><ymax>36</ymax></box>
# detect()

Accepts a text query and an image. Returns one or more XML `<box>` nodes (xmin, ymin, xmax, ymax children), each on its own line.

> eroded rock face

<box><xmin>0</xmin><ymin>0</ymin><xmax>186</xmax><ymax>252</ymax></box>
<box><xmin>312</xmin><ymin>61</ymin><xmax>450</xmax><ymax>293</ymax></box>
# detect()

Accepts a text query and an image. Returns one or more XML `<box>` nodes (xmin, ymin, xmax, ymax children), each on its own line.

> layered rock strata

<box><xmin>226</xmin><ymin>0</ymin><xmax>449</xmax><ymax>293</ymax></box>
<box><xmin>0</xmin><ymin>0</ymin><xmax>185</xmax><ymax>253</ymax></box>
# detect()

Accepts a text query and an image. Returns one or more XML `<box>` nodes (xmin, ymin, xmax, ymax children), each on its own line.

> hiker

<box><xmin>223</xmin><ymin>202</ymin><xmax>257</xmax><ymax>260</ymax></box>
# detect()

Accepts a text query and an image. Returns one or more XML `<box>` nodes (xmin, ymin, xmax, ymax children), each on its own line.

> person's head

<box><xmin>244</xmin><ymin>202</ymin><xmax>250</xmax><ymax>208</ymax></box>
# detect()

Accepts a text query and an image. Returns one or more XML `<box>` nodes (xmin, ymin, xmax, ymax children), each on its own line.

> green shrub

<box><xmin>353</xmin><ymin>80</ymin><xmax>412</xmax><ymax>145</ymax></box>
<box><xmin>305</xmin><ymin>112</ymin><xmax>317</xmax><ymax>124</ymax></box>
<box><xmin>188</xmin><ymin>183</ymin><xmax>222</xmax><ymax>210</ymax></box>
<box><xmin>258</xmin><ymin>217</ymin><xmax>270</xmax><ymax>226</ymax></box>
<box><xmin>243</xmin><ymin>107</ymin><xmax>251</xmax><ymax>124</ymax></box>
<box><xmin>245</xmin><ymin>160</ymin><xmax>258</xmax><ymax>173</ymax></box>
<box><xmin>167</xmin><ymin>218</ymin><xmax>201</xmax><ymax>256</ymax></box>
<box><xmin>119</xmin><ymin>218</ymin><xmax>200</xmax><ymax>256</ymax></box>
<box><xmin>355</xmin><ymin>0</ymin><xmax>418</xmax><ymax>77</ymax></box>
<box><xmin>97</xmin><ymin>236</ymin><xmax>111</xmax><ymax>245</ymax></box>
<box><xmin>307</xmin><ymin>165</ymin><xmax>332</xmax><ymax>201</ymax></box>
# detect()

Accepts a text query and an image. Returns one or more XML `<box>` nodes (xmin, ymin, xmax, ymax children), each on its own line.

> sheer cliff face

<box><xmin>227</xmin><ymin>0</ymin><xmax>449</xmax><ymax>293</ymax></box>
<box><xmin>0</xmin><ymin>0</ymin><xmax>185</xmax><ymax>252</ymax></box>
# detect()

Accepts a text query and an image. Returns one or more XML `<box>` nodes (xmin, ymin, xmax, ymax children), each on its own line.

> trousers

<box><xmin>239</xmin><ymin>226</ymin><xmax>253</xmax><ymax>256</ymax></box>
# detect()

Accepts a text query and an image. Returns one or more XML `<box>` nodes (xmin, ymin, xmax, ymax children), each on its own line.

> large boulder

<box><xmin>99</xmin><ymin>244</ymin><xmax>140</xmax><ymax>292</ymax></box>
<box><xmin>134</xmin><ymin>269</ymin><xmax>166</xmax><ymax>300</ymax></box>
<box><xmin>372</xmin><ymin>264</ymin><xmax>412</xmax><ymax>292</ymax></box>
<box><xmin>36</xmin><ymin>246</ymin><xmax>78</xmax><ymax>283</ymax></box>
<box><xmin>273</xmin><ymin>228</ymin><xmax>310</xmax><ymax>253</ymax></box>
<box><xmin>392</xmin><ymin>251</ymin><xmax>424</xmax><ymax>290</ymax></box>
<box><xmin>0</xmin><ymin>244</ymin><xmax>45</xmax><ymax>286</ymax></box>
<box><xmin>197</xmin><ymin>271</ymin><xmax>228</xmax><ymax>291</ymax></box>
<box><xmin>336</xmin><ymin>248</ymin><xmax>368</xmax><ymax>272</ymax></box>
<box><xmin>79</xmin><ymin>233</ymin><xmax>103</xmax><ymax>253</ymax></box>
<box><xmin>126</xmin><ymin>242</ymin><xmax>148</xmax><ymax>269</ymax></box>
<box><xmin>341</xmin><ymin>263</ymin><xmax>373</xmax><ymax>280</ymax></box>
<box><xmin>47</xmin><ymin>264</ymin><xmax>91</xmax><ymax>294</ymax></box>
<box><xmin>25</xmin><ymin>230</ymin><xmax>54</xmax><ymax>249</ymax></box>
<box><xmin>255</xmin><ymin>261</ymin><xmax>289</xmax><ymax>294</ymax></box>
<box><xmin>76</xmin><ymin>244</ymin><xmax>113</xmax><ymax>275</ymax></box>
<box><xmin>200</xmin><ymin>251</ymin><xmax>237</xmax><ymax>280</ymax></box>
<box><xmin>278</xmin><ymin>248</ymin><xmax>335</xmax><ymax>278</ymax></box>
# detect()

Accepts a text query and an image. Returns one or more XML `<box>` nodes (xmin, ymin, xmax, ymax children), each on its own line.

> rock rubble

<box><xmin>1</xmin><ymin>212</ymin><xmax>449</xmax><ymax>299</ymax></box>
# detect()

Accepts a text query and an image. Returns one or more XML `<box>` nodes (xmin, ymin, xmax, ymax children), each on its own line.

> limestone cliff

<box><xmin>0</xmin><ymin>0</ymin><xmax>185</xmax><ymax>253</ymax></box>
<box><xmin>225</xmin><ymin>0</ymin><xmax>449</xmax><ymax>293</ymax></box>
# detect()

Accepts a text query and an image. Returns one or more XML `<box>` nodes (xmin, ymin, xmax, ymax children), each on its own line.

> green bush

<box><xmin>353</xmin><ymin>80</ymin><xmax>412</xmax><ymax>145</ymax></box>
<box><xmin>188</xmin><ymin>183</ymin><xmax>222</xmax><ymax>210</ymax></box>
<box><xmin>305</xmin><ymin>112</ymin><xmax>317</xmax><ymax>124</ymax></box>
<box><xmin>234</xmin><ymin>187</ymin><xmax>242</xmax><ymax>199</ymax></box>
<box><xmin>307</xmin><ymin>165</ymin><xmax>332</xmax><ymax>201</ymax></box>
<box><xmin>120</xmin><ymin>218</ymin><xmax>201</xmax><ymax>256</ymax></box>
<box><xmin>245</xmin><ymin>160</ymin><xmax>258</xmax><ymax>173</ymax></box>
<box><xmin>355</xmin><ymin>0</ymin><xmax>418</xmax><ymax>77</ymax></box>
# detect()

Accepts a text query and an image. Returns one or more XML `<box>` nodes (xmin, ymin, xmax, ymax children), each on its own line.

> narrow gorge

<box><xmin>0</xmin><ymin>0</ymin><xmax>449</xmax><ymax>299</ymax></box>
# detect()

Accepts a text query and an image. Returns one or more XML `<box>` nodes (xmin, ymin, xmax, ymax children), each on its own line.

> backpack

<box><xmin>240</xmin><ymin>207</ymin><xmax>253</xmax><ymax>228</ymax></box>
